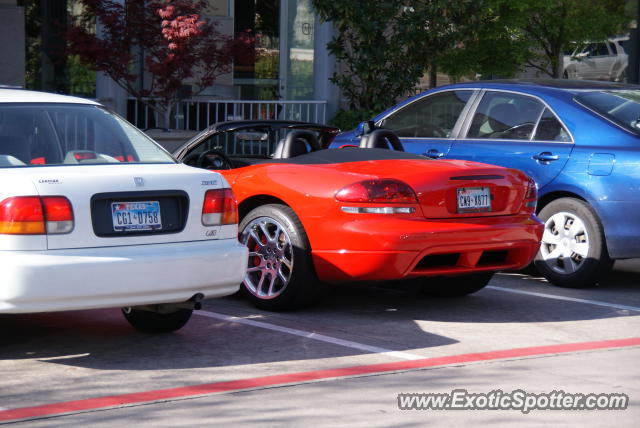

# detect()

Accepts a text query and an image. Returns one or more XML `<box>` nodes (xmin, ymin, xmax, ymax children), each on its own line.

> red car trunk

<box><xmin>330</xmin><ymin>158</ymin><xmax>531</xmax><ymax>219</ymax></box>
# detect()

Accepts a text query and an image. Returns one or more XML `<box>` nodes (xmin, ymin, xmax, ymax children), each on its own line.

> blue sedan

<box><xmin>333</xmin><ymin>79</ymin><xmax>640</xmax><ymax>288</ymax></box>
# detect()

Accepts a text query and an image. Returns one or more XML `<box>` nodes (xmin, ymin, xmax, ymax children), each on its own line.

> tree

<box><xmin>439</xmin><ymin>0</ymin><xmax>630</xmax><ymax>79</ymax></box>
<box><xmin>314</xmin><ymin>0</ymin><xmax>630</xmax><ymax>116</ymax></box>
<box><xmin>65</xmin><ymin>0</ymin><xmax>235</xmax><ymax>128</ymax></box>
<box><xmin>312</xmin><ymin>0</ymin><xmax>484</xmax><ymax>113</ymax></box>
<box><xmin>437</xmin><ymin>1</ymin><xmax>532</xmax><ymax>80</ymax></box>
<box><xmin>519</xmin><ymin>0</ymin><xmax>629</xmax><ymax>78</ymax></box>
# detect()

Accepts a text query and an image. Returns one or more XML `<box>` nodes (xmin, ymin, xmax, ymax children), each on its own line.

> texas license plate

<box><xmin>457</xmin><ymin>187</ymin><xmax>491</xmax><ymax>213</ymax></box>
<box><xmin>111</xmin><ymin>201</ymin><xmax>162</xmax><ymax>231</ymax></box>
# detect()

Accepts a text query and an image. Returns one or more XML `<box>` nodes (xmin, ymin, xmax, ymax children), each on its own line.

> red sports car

<box><xmin>174</xmin><ymin>121</ymin><xmax>543</xmax><ymax>310</ymax></box>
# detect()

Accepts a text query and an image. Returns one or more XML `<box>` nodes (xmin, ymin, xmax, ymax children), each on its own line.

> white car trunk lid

<box><xmin>30</xmin><ymin>164</ymin><xmax>229</xmax><ymax>250</ymax></box>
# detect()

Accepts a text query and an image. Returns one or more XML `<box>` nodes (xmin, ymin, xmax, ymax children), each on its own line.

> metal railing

<box><xmin>127</xmin><ymin>98</ymin><xmax>328</xmax><ymax>130</ymax></box>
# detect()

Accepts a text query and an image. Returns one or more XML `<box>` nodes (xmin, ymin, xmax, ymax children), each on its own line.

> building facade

<box><xmin>3</xmin><ymin>0</ymin><xmax>339</xmax><ymax>127</ymax></box>
<box><xmin>98</xmin><ymin>0</ymin><xmax>340</xmax><ymax>127</ymax></box>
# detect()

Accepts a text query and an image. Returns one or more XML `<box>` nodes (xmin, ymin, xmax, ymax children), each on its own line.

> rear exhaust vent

<box><xmin>478</xmin><ymin>250</ymin><xmax>508</xmax><ymax>266</ymax></box>
<box><xmin>415</xmin><ymin>253</ymin><xmax>460</xmax><ymax>269</ymax></box>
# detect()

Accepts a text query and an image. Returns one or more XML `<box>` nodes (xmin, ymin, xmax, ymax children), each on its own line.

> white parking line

<box><xmin>196</xmin><ymin>310</ymin><xmax>424</xmax><ymax>360</ymax></box>
<box><xmin>487</xmin><ymin>286</ymin><xmax>640</xmax><ymax>312</ymax></box>
<box><xmin>36</xmin><ymin>353</ymin><xmax>91</xmax><ymax>362</ymax></box>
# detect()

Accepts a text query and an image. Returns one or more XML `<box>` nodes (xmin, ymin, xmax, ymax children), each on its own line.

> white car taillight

<box><xmin>202</xmin><ymin>188</ymin><xmax>238</xmax><ymax>226</ymax></box>
<box><xmin>0</xmin><ymin>196</ymin><xmax>74</xmax><ymax>235</ymax></box>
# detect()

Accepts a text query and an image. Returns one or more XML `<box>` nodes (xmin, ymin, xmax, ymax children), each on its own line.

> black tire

<box><xmin>421</xmin><ymin>272</ymin><xmax>493</xmax><ymax>297</ymax></box>
<box><xmin>122</xmin><ymin>308</ymin><xmax>193</xmax><ymax>333</ymax></box>
<box><xmin>239</xmin><ymin>204</ymin><xmax>320</xmax><ymax>310</ymax></box>
<box><xmin>534</xmin><ymin>198</ymin><xmax>613</xmax><ymax>288</ymax></box>
<box><xmin>518</xmin><ymin>262</ymin><xmax>540</xmax><ymax>277</ymax></box>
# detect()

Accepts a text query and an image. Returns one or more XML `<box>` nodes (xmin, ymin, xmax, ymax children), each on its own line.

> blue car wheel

<box><xmin>534</xmin><ymin>198</ymin><xmax>613</xmax><ymax>288</ymax></box>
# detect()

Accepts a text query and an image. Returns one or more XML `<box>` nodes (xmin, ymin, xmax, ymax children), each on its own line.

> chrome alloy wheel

<box><xmin>240</xmin><ymin>216</ymin><xmax>294</xmax><ymax>299</ymax></box>
<box><xmin>539</xmin><ymin>211</ymin><xmax>590</xmax><ymax>275</ymax></box>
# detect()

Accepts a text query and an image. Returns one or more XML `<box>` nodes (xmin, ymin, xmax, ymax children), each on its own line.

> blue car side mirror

<box><xmin>356</xmin><ymin>120</ymin><xmax>376</xmax><ymax>137</ymax></box>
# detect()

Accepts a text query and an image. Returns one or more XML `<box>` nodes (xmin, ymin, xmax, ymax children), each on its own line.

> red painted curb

<box><xmin>2</xmin><ymin>337</ymin><xmax>639</xmax><ymax>422</ymax></box>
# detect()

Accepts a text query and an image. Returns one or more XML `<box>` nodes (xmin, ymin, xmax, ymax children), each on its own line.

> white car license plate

<box><xmin>457</xmin><ymin>187</ymin><xmax>491</xmax><ymax>213</ymax></box>
<box><xmin>111</xmin><ymin>201</ymin><xmax>162</xmax><ymax>231</ymax></box>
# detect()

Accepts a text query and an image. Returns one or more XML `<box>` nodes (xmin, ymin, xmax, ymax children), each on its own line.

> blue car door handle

<box><xmin>425</xmin><ymin>149</ymin><xmax>444</xmax><ymax>159</ymax></box>
<box><xmin>533</xmin><ymin>152</ymin><xmax>560</xmax><ymax>162</ymax></box>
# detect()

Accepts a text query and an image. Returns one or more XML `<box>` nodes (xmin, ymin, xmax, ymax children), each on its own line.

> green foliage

<box><xmin>438</xmin><ymin>1</ymin><xmax>533</xmax><ymax>79</ymax></box>
<box><xmin>518</xmin><ymin>0</ymin><xmax>630</xmax><ymax>77</ymax></box>
<box><xmin>67</xmin><ymin>55</ymin><xmax>96</xmax><ymax>97</ymax></box>
<box><xmin>439</xmin><ymin>0</ymin><xmax>631</xmax><ymax>79</ymax></box>
<box><xmin>312</xmin><ymin>0</ymin><xmax>484</xmax><ymax>112</ymax></box>
<box><xmin>313</xmin><ymin>0</ymin><xmax>631</xmax><ymax>103</ymax></box>
<box><xmin>255</xmin><ymin>51</ymin><xmax>279</xmax><ymax>79</ymax></box>
<box><xmin>329</xmin><ymin>108</ymin><xmax>376</xmax><ymax>131</ymax></box>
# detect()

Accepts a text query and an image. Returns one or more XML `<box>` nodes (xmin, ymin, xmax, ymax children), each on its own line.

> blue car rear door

<box><xmin>447</xmin><ymin>90</ymin><xmax>574</xmax><ymax>189</ymax></box>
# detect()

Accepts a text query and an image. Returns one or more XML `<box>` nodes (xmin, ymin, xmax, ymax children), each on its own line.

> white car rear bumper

<box><xmin>0</xmin><ymin>239</ymin><xmax>248</xmax><ymax>313</ymax></box>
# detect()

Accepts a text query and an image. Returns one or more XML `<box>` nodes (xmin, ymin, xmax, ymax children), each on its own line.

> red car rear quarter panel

<box><xmin>224</xmin><ymin>163</ymin><xmax>375</xmax><ymax>221</ymax></box>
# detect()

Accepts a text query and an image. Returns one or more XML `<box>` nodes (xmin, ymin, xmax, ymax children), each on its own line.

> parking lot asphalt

<box><xmin>1</xmin><ymin>259</ymin><xmax>639</xmax><ymax>426</ymax></box>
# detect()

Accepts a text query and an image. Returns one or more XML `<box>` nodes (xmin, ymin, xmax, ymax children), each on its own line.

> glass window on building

<box><xmin>284</xmin><ymin>0</ymin><xmax>314</xmax><ymax>100</ymax></box>
<box><xmin>233</xmin><ymin>0</ymin><xmax>315</xmax><ymax>101</ymax></box>
<box><xmin>23</xmin><ymin>0</ymin><xmax>96</xmax><ymax>98</ymax></box>
<box><xmin>234</xmin><ymin>0</ymin><xmax>281</xmax><ymax>100</ymax></box>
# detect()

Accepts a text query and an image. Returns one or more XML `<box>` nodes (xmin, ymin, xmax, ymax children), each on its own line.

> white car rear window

<box><xmin>0</xmin><ymin>103</ymin><xmax>175</xmax><ymax>167</ymax></box>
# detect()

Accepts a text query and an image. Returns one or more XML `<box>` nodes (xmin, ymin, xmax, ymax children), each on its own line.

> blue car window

<box><xmin>380</xmin><ymin>90</ymin><xmax>472</xmax><ymax>138</ymax></box>
<box><xmin>575</xmin><ymin>90</ymin><xmax>640</xmax><ymax>136</ymax></box>
<box><xmin>533</xmin><ymin>108</ymin><xmax>571</xmax><ymax>142</ymax></box>
<box><xmin>467</xmin><ymin>92</ymin><xmax>544</xmax><ymax>140</ymax></box>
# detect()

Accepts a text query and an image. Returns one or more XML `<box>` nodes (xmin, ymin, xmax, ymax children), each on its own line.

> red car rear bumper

<box><xmin>311</xmin><ymin>214</ymin><xmax>542</xmax><ymax>283</ymax></box>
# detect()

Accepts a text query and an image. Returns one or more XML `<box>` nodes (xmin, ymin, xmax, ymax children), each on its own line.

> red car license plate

<box><xmin>457</xmin><ymin>187</ymin><xmax>491</xmax><ymax>213</ymax></box>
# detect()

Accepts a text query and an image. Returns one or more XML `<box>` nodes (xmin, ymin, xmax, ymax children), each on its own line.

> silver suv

<box><xmin>563</xmin><ymin>37</ymin><xmax>628</xmax><ymax>82</ymax></box>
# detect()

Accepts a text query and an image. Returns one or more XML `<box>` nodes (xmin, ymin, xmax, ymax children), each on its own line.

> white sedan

<box><xmin>0</xmin><ymin>89</ymin><xmax>247</xmax><ymax>332</ymax></box>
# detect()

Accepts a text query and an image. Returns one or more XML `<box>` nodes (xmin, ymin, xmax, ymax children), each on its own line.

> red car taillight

<box><xmin>524</xmin><ymin>178</ymin><xmax>538</xmax><ymax>211</ymax></box>
<box><xmin>202</xmin><ymin>188</ymin><xmax>238</xmax><ymax>226</ymax></box>
<box><xmin>0</xmin><ymin>196</ymin><xmax>74</xmax><ymax>235</ymax></box>
<box><xmin>335</xmin><ymin>179</ymin><xmax>418</xmax><ymax>204</ymax></box>
<box><xmin>336</xmin><ymin>179</ymin><xmax>418</xmax><ymax>214</ymax></box>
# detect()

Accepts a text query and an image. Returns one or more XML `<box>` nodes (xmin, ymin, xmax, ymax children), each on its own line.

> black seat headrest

<box><xmin>272</xmin><ymin>130</ymin><xmax>320</xmax><ymax>159</ymax></box>
<box><xmin>359</xmin><ymin>129</ymin><xmax>404</xmax><ymax>151</ymax></box>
